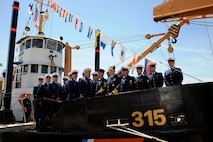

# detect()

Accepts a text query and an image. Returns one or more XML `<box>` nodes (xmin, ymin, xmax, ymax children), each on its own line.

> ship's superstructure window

<box><xmin>57</xmin><ymin>43</ymin><xmax>63</xmax><ymax>54</ymax></box>
<box><xmin>19</xmin><ymin>43</ymin><xmax>25</xmax><ymax>52</ymax></box>
<box><xmin>24</xmin><ymin>65</ymin><xmax>28</xmax><ymax>73</ymax></box>
<box><xmin>32</xmin><ymin>39</ymin><xmax>43</xmax><ymax>48</ymax></box>
<box><xmin>58</xmin><ymin>67</ymin><xmax>63</xmax><ymax>75</ymax></box>
<box><xmin>51</xmin><ymin>66</ymin><xmax>56</xmax><ymax>73</ymax></box>
<box><xmin>47</xmin><ymin>40</ymin><xmax>57</xmax><ymax>51</ymax></box>
<box><xmin>31</xmin><ymin>64</ymin><xmax>38</xmax><ymax>73</ymax></box>
<box><xmin>41</xmin><ymin>65</ymin><xmax>48</xmax><ymax>73</ymax></box>
<box><xmin>15</xmin><ymin>67</ymin><xmax>22</xmax><ymax>88</ymax></box>
<box><xmin>26</xmin><ymin>39</ymin><xmax>31</xmax><ymax>49</ymax></box>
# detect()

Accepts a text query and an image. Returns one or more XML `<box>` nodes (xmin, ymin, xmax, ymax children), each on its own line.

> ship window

<box><xmin>15</xmin><ymin>74</ymin><xmax>22</xmax><ymax>88</ymax></box>
<box><xmin>57</xmin><ymin>43</ymin><xmax>63</xmax><ymax>54</ymax></box>
<box><xmin>31</xmin><ymin>64</ymin><xmax>38</xmax><ymax>73</ymax></box>
<box><xmin>50</xmin><ymin>66</ymin><xmax>56</xmax><ymax>73</ymax></box>
<box><xmin>32</xmin><ymin>39</ymin><xmax>43</xmax><ymax>48</ymax></box>
<box><xmin>19</xmin><ymin>43</ymin><xmax>25</xmax><ymax>52</ymax></box>
<box><xmin>23</xmin><ymin>65</ymin><xmax>28</xmax><ymax>73</ymax></box>
<box><xmin>41</xmin><ymin>65</ymin><xmax>48</xmax><ymax>73</ymax></box>
<box><xmin>47</xmin><ymin>40</ymin><xmax>57</xmax><ymax>50</ymax></box>
<box><xmin>26</xmin><ymin>39</ymin><xmax>31</xmax><ymax>49</ymax></box>
<box><xmin>58</xmin><ymin>68</ymin><xmax>63</xmax><ymax>75</ymax></box>
<box><xmin>15</xmin><ymin>67</ymin><xmax>22</xmax><ymax>88</ymax></box>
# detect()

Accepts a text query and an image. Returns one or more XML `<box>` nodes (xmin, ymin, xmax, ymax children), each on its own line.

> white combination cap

<box><xmin>149</xmin><ymin>62</ymin><xmax>157</xmax><ymax>66</ymax></box>
<box><xmin>167</xmin><ymin>57</ymin><xmax>175</xmax><ymax>61</ymax></box>
<box><xmin>136</xmin><ymin>64</ymin><xmax>143</xmax><ymax>69</ymax></box>
<box><xmin>121</xmin><ymin>66</ymin><xmax>130</xmax><ymax>71</ymax></box>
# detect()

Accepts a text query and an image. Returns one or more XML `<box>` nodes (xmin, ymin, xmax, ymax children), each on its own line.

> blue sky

<box><xmin>1</xmin><ymin>0</ymin><xmax>213</xmax><ymax>84</ymax></box>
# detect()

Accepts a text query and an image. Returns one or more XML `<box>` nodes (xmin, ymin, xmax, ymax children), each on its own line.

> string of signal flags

<box><xmin>26</xmin><ymin>0</ymin><xmax>146</xmax><ymax>63</ymax></box>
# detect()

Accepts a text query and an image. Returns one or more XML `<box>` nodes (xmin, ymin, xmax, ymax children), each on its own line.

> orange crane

<box><xmin>127</xmin><ymin>0</ymin><xmax>213</xmax><ymax>68</ymax></box>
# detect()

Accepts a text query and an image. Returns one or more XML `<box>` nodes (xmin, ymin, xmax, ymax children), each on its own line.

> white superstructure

<box><xmin>11</xmin><ymin>35</ymin><xmax>65</xmax><ymax>121</ymax></box>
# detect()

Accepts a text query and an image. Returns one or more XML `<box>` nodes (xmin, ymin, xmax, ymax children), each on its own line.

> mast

<box><xmin>64</xmin><ymin>42</ymin><xmax>72</xmax><ymax>76</ymax></box>
<box><xmin>94</xmin><ymin>29</ymin><xmax>100</xmax><ymax>71</ymax></box>
<box><xmin>0</xmin><ymin>0</ymin><xmax>19</xmax><ymax>124</ymax></box>
<box><xmin>35</xmin><ymin>0</ymin><xmax>49</xmax><ymax>35</ymax></box>
<box><xmin>38</xmin><ymin>0</ymin><xmax>44</xmax><ymax>35</ymax></box>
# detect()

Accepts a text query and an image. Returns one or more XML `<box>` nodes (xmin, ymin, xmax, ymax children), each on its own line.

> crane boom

<box><xmin>127</xmin><ymin>0</ymin><xmax>213</xmax><ymax>68</ymax></box>
<box><xmin>127</xmin><ymin>21</ymin><xmax>187</xmax><ymax>68</ymax></box>
<box><xmin>153</xmin><ymin>0</ymin><xmax>213</xmax><ymax>22</ymax></box>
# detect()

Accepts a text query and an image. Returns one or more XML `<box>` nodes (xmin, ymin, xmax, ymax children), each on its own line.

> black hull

<box><xmin>2</xmin><ymin>82</ymin><xmax>213</xmax><ymax>142</ymax></box>
<box><xmin>42</xmin><ymin>82</ymin><xmax>213</xmax><ymax>141</ymax></box>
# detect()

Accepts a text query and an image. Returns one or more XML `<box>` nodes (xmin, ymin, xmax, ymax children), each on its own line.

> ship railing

<box><xmin>105</xmin><ymin>118</ymin><xmax>168</xmax><ymax>142</ymax></box>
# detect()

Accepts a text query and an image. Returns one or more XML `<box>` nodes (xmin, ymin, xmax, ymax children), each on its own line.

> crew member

<box><xmin>92</xmin><ymin>71</ymin><xmax>99</xmax><ymax>89</ymax></box>
<box><xmin>62</xmin><ymin>76</ymin><xmax>69</xmax><ymax>102</ymax></box>
<box><xmin>135</xmin><ymin>64</ymin><xmax>151</xmax><ymax>90</ymax></box>
<box><xmin>95</xmin><ymin>69</ymin><xmax>107</xmax><ymax>96</ymax></box>
<box><xmin>107</xmin><ymin>65</ymin><xmax>121</xmax><ymax>95</ymax></box>
<box><xmin>37</xmin><ymin>74</ymin><xmax>51</xmax><ymax>130</ymax></box>
<box><xmin>67</xmin><ymin>70</ymin><xmax>79</xmax><ymax>101</ymax></box>
<box><xmin>78</xmin><ymin>68</ymin><xmax>95</xmax><ymax>99</ymax></box>
<box><xmin>48</xmin><ymin>73</ymin><xmax>62</xmax><ymax>118</ymax></box>
<box><xmin>148</xmin><ymin>62</ymin><xmax>164</xmax><ymax>88</ymax></box>
<box><xmin>120</xmin><ymin>66</ymin><xmax>136</xmax><ymax>92</ymax></box>
<box><xmin>164</xmin><ymin>57</ymin><xmax>183</xmax><ymax>86</ymax></box>
<box><xmin>33</xmin><ymin>76</ymin><xmax>44</xmax><ymax>128</ymax></box>
<box><xmin>23</xmin><ymin>94</ymin><xmax>32</xmax><ymax>122</ymax></box>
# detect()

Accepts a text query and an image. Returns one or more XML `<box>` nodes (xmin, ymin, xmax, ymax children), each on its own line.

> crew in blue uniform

<box><xmin>48</xmin><ymin>73</ymin><xmax>63</xmax><ymax>118</ymax></box>
<box><xmin>36</xmin><ymin>74</ymin><xmax>51</xmax><ymax>129</ymax></box>
<box><xmin>107</xmin><ymin>65</ymin><xmax>121</xmax><ymax>95</ymax></box>
<box><xmin>78</xmin><ymin>68</ymin><xmax>95</xmax><ymax>99</ymax></box>
<box><xmin>61</xmin><ymin>76</ymin><xmax>69</xmax><ymax>102</ymax></box>
<box><xmin>95</xmin><ymin>69</ymin><xmax>107</xmax><ymax>96</ymax></box>
<box><xmin>135</xmin><ymin>64</ymin><xmax>151</xmax><ymax>90</ymax></box>
<box><xmin>23</xmin><ymin>94</ymin><xmax>32</xmax><ymax>122</ymax></box>
<box><xmin>164</xmin><ymin>57</ymin><xmax>183</xmax><ymax>86</ymax></box>
<box><xmin>120</xmin><ymin>66</ymin><xmax>136</xmax><ymax>92</ymax></box>
<box><xmin>92</xmin><ymin>71</ymin><xmax>99</xmax><ymax>89</ymax></box>
<box><xmin>148</xmin><ymin>62</ymin><xmax>164</xmax><ymax>88</ymax></box>
<box><xmin>33</xmin><ymin>76</ymin><xmax>44</xmax><ymax>128</ymax></box>
<box><xmin>67</xmin><ymin>70</ymin><xmax>79</xmax><ymax>101</ymax></box>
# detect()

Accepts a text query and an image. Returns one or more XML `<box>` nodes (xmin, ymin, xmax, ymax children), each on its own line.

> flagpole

<box><xmin>94</xmin><ymin>29</ymin><xmax>100</xmax><ymax>71</ymax></box>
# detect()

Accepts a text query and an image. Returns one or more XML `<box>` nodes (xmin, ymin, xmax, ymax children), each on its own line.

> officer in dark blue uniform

<box><xmin>95</xmin><ymin>69</ymin><xmax>107</xmax><ymax>96</ymax></box>
<box><xmin>164</xmin><ymin>57</ymin><xmax>183</xmax><ymax>86</ymax></box>
<box><xmin>92</xmin><ymin>71</ymin><xmax>99</xmax><ymax>89</ymax></box>
<box><xmin>62</xmin><ymin>76</ymin><xmax>69</xmax><ymax>102</ymax></box>
<box><xmin>148</xmin><ymin>62</ymin><xmax>164</xmax><ymax>88</ymax></box>
<box><xmin>107</xmin><ymin>66</ymin><xmax>121</xmax><ymax>95</ymax></box>
<box><xmin>120</xmin><ymin>66</ymin><xmax>136</xmax><ymax>92</ymax></box>
<box><xmin>67</xmin><ymin>70</ymin><xmax>79</xmax><ymax>101</ymax></box>
<box><xmin>48</xmin><ymin>73</ymin><xmax>62</xmax><ymax>118</ymax></box>
<box><xmin>33</xmin><ymin>76</ymin><xmax>44</xmax><ymax>128</ymax></box>
<box><xmin>36</xmin><ymin>74</ymin><xmax>51</xmax><ymax>129</ymax></box>
<box><xmin>23</xmin><ymin>94</ymin><xmax>32</xmax><ymax>122</ymax></box>
<box><xmin>135</xmin><ymin>64</ymin><xmax>151</xmax><ymax>90</ymax></box>
<box><xmin>78</xmin><ymin>68</ymin><xmax>95</xmax><ymax>99</ymax></box>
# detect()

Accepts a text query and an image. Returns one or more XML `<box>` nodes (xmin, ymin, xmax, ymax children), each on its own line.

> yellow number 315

<box><xmin>131</xmin><ymin>109</ymin><xmax>166</xmax><ymax>127</ymax></box>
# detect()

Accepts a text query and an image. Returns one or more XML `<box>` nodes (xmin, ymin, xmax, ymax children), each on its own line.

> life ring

<box><xmin>18</xmin><ymin>93</ymin><xmax>26</xmax><ymax>105</ymax></box>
